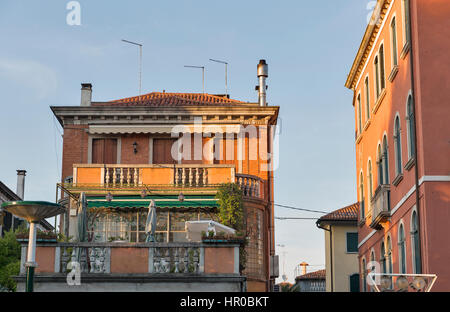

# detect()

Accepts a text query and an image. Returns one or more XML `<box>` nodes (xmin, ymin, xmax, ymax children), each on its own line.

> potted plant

<box><xmin>15</xmin><ymin>226</ymin><xmax>57</xmax><ymax>243</ymax></box>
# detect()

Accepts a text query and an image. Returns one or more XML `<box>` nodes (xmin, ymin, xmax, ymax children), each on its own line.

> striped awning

<box><xmin>86</xmin><ymin>195</ymin><xmax>218</xmax><ymax>209</ymax></box>
<box><xmin>88</xmin><ymin>125</ymin><xmax>242</xmax><ymax>135</ymax></box>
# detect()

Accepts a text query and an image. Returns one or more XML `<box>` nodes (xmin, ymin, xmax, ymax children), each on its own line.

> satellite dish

<box><xmin>282</xmin><ymin>274</ymin><xmax>288</xmax><ymax>282</ymax></box>
<box><xmin>412</xmin><ymin>276</ymin><xmax>427</xmax><ymax>290</ymax></box>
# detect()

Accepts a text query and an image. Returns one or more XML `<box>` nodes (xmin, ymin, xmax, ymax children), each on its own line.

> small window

<box><xmin>346</xmin><ymin>232</ymin><xmax>358</xmax><ymax>253</ymax></box>
<box><xmin>406</xmin><ymin>96</ymin><xmax>415</xmax><ymax>159</ymax></box>
<box><xmin>379</xmin><ymin>45</ymin><xmax>386</xmax><ymax>90</ymax></box>
<box><xmin>365</xmin><ymin>77</ymin><xmax>370</xmax><ymax>120</ymax></box>
<box><xmin>357</xmin><ymin>94</ymin><xmax>362</xmax><ymax>134</ymax></box>
<box><xmin>391</xmin><ymin>17</ymin><xmax>398</xmax><ymax>67</ymax></box>
<box><xmin>394</xmin><ymin>116</ymin><xmax>403</xmax><ymax>175</ymax></box>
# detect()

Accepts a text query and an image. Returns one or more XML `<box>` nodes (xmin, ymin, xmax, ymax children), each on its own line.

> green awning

<box><xmin>87</xmin><ymin>195</ymin><xmax>218</xmax><ymax>209</ymax></box>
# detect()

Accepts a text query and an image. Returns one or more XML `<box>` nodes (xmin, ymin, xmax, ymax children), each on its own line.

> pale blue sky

<box><xmin>0</xmin><ymin>0</ymin><xmax>371</xmax><ymax>283</ymax></box>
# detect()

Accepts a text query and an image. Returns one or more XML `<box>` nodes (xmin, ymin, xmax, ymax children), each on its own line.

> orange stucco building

<box><xmin>31</xmin><ymin>60</ymin><xmax>280</xmax><ymax>292</ymax></box>
<box><xmin>345</xmin><ymin>0</ymin><xmax>450</xmax><ymax>291</ymax></box>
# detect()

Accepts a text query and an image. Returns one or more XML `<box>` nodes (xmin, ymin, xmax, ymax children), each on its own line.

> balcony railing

<box><xmin>236</xmin><ymin>174</ymin><xmax>264</xmax><ymax>199</ymax></box>
<box><xmin>72</xmin><ymin>164</ymin><xmax>236</xmax><ymax>189</ymax></box>
<box><xmin>370</xmin><ymin>184</ymin><xmax>391</xmax><ymax>229</ymax></box>
<box><xmin>20</xmin><ymin>242</ymin><xmax>240</xmax><ymax>275</ymax></box>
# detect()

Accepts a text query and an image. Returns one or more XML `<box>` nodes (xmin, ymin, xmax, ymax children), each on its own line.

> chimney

<box><xmin>16</xmin><ymin>170</ymin><xmax>26</xmax><ymax>200</ymax></box>
<box><xmin>299</xmin><ymin>262</ymin><xmax>309</xmax><ymax>275</ymax></box>
<box><xmin>257</xmin><ymin>59</ymin><xmax>268</xmax><ymax>106</ymax></box>
<box><xmin>80</xmin><ymin>83</ymin><xmax>92</xmax><ymax>106</ymax></box>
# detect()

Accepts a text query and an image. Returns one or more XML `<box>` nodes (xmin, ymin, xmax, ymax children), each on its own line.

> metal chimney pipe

<box><xmin>257</xmin><ymin>59</ymin><xmax>268</xmax><ymax>106</ymax></box>
<box><xmin>16</xmin><ymin>170</ymin><xmax>26</xmax><ymax>200</ymax></box>
<box><xmin>80</xmin><ymin>83</ymin><xmax>92</xmax><ymax>106</ymax></box>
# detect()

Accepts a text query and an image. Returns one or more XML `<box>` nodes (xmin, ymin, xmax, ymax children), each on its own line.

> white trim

<box><xmin>419</xmin><ymin>175</ymin><xmax>450</xmax><ymax>184</ymax></box>
<box><xmin>390</xmin><ymin>13</ymin><xmax>399</xmax><ymax>69</ymax></box>
<box><xmin>355</xmin><ymin>0</ymin><xmax>396</xmax><ymax>88</ymax></box>
<box><xmin>390</xmin><ymin>183</ymin><xmax>415</xmax><ymax>215</ymax></box>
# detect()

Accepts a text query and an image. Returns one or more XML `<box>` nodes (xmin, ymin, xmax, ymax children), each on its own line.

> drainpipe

<box><xmin>407</xmin><ymin>0</ymin><xmax>423</xmax><ymax>274</ymax></box>
<box><xmin>316</xmin><ymin>221</ymin><xmax>333</xmax><ymax>292</ymax></box>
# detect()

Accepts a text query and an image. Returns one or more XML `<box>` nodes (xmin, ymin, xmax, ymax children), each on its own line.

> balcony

<box><xmin>370</xmin><ymin>184</ymin><xmax>391</xmax><ymax>229</ymax></box>
<box><xmin>64</xmin><ymin>164</ymin><xmax>265</xmax><ymax>200</ymax></box>
<box><xmin>16</xmin><ymin>242</ymin><xmax>245</xmax><ymax>292</ymax></box>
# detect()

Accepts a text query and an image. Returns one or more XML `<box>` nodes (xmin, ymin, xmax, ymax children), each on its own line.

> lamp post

<box><xmin>1</xmin><ymin>201</ymin><xmax>65</xmax><ymax>292</ymax></box>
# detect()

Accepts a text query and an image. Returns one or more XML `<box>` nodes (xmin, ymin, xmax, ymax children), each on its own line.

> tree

<box><xmin>0</xmin><ymin>230</ymin><xmax>21</xmax><ymax>292</ymax></box>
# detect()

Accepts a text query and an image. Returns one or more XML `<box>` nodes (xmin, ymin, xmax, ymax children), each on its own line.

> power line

<box><xmin>275</xmin><ymin>217</ymin><xmax>318</xmax><ymax>220</ymax></box>
<box><xmin>274</xmin><ymin>203</ymin><xmax>328</xmax><ymax>214</ymax></box>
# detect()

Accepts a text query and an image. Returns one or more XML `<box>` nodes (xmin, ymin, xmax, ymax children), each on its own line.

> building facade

<box><xmin>294</xmin><ymin>269</ymin><xmax>326</xmax><ymax>292</ymax></box>
<box><xmin>19</xmin><ymin>60</ymin><xmax>279</xmax><ymax>291</ymax></box>
<box><xmin>316</xmin><ymin>203</ymin><xmax>360</xmax><ymax>292</ymax></box>
<box><xmin>345</xmin><ymin>0</ymin><xmax>450</xmax><ymax>291</ymax></box>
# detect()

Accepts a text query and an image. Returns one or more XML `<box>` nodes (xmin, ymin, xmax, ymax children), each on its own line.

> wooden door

<box><xmin>153</xmin><ymin>139</ymin><xmax>176</xmax><ymax>164</ymax></box>
<box><xmin>92</xmin><ymin>138</ymin><xmax>117</xmax><ymax>164</ymax></box>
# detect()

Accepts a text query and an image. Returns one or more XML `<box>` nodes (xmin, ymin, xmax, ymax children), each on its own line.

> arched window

<box><xmin>379</xmin><ymin>45</ymin><xmax>386</xmax><ymax>90</ymax></box>
<box><xmin>399</xmin><ymin>224</ymin><xmax>406</xmax><ymax>273</ymax></box>
<box><xmin>362</xmin><ymin>258</ymin><xmax>367</xmax><ymax>292</ymax></box>
<box><xmin>406</xmin><ymin>95</ymin><xmax>415</xmax><ymax>159</ymax></box>
<box><xmin>386</xmin><ymin>236</ymin><xmax>393</xmax><ymax>274</ymax></box>
<box><xmin>382</xmin><ymin>136</ymin><xmax>390</xmax><ymax>184</ymax></box>
<box><xmin>365</xmin><ymin>77</ymin><xmax>370</xmax><ymax>120</ymax></box>
<box><xmin>411</xmin><ymin>211</ymin><xmax>422</xmax><ymax>273</ymax></box>
<box><xmin>380</xmin><ymin>242</ymin><xmax>386</xmax><ymax>273</ymax></box>
<box><xmin>360</xmin><ymin>172</ymin><xmax>365</xmax><ymax>219</ymax></box>
<box><xmin>377</xmin><ymin>144</ymin><xmax>384</xmax><ymax>186</ymax></box>
<box><xmin>368</xmin><ymin>160</ymin><xmax>373</xmax><ymax>205</ymax></box>
<box><xmin>402</xmin><ymin>0</ymin><xmax>411</xmax><ymax>45</ymax></box>
<box><xmin>374</xmin><ymin>56</ymin><xmax>381</xmax><ymax>98</ymax></box>
<box><xmin>357</xmin><ymin>94</ymin><xmax>362</xmax><ymax>134</ymax></box>
<box><xmin>394</xmin><ymin>116</ymin><xmax>403</xmax><ymax>175</ymax></box>
<box><xmin>391</xmin><ymin>17</ymin><xmax>398</xmax><ymax>67</ymax></box>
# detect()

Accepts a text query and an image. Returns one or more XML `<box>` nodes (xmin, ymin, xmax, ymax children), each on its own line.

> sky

<box><xmin>0</xmin><ymin>0</ymin><xmax>373</xmax><ymax>283</ymax></box>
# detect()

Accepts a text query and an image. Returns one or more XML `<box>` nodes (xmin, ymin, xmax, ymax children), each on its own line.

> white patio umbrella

<box><xmin>145</xmin><ymin>200</ymin><xmax>157</xmax><ymax>242</ymax></box>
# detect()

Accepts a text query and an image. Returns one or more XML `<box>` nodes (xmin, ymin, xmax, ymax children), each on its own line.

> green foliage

<box><xmin>57</xmin><ymin>232</ymin><xmax>74</xmax><ymax>243</ymax></box>
<box><xmin>215</xmin><ymin>183</ymin><xmax>244</xmax><ymax>231</ymax></box>
<box><xmin>0</xmin><ymin>230</ymin><xmax>21</xmax><ymax>292</ymax></box>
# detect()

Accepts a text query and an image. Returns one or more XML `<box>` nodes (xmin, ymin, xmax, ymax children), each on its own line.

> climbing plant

<box><xmin>215</xmin><ymin>183</ymin><xmax>244</xmax><ymax>231</ymax></box>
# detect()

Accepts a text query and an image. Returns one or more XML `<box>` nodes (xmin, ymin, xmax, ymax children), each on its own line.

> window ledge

<box><xmin>392</xmin><ymin>173</ymin><xmax>404</xmax><ymax>186</ymax></box>
<box><xmin>372</xmin><ymin>89</ymin><xmax>386</xmax><ymax>115</ymax></box>
<box><xmin>400</xmin><ymin>42</ymin><xmax>410</xmax><ymax>59</ymax></box>
<box><xmin>388</xmin><ymin>65</ymin><xmax>399</xmax><ymax>82</ymax></box>
<box><xmin>364</xmin><ymin>120</ymin><xmax>371</xmax><ymax>131</ymax></box>
<box><xmin>404</xmin><ymin>157</ymin><xmax>415</xmax><ymax>171</ymax></box>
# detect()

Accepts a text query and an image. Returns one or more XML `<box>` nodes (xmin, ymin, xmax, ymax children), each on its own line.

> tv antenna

<box><xmin>209</xmin><ymin>58</ymin><xmax>228</xmax><ymax>96</ymax></box>
<box><xmin>184</xmin><ymin>65</ymin><xmax>205</xmax><ymax>94</ymax></box>
<box><xmin>122</xmin><ymin>39</ymin><xmax>143</xmax><ymax>98</ymax></box>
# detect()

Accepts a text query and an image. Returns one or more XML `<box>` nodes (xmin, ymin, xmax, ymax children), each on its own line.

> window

<box><xmin>377</xmin><ymin>144</ymin><xmax>384</xmax><ymax>186</ymax></box>
<box><xmin>382</xmin><ymin>136</ymin><xmax>390</xmax><ymax>184</ymax></box>
<box><xmin>380</xmin><ymin>242</ymin><xmax>386</xmax><ymax>273</ymax></box>
<box><xmin>391</xmin><ymin>17</ymin><xmax>398</xmax><ymax>67</ymax></box>
<box><xmin>368</xmin><ymin>160</ymin><xmax>373</xmax><ymax>204</ymax></box>
<box><xmin>406</xmin><ymin>95</ymin><xmax>416</xmax><ymax>159</ymax></box>
<box><xmin>350</xmin><ymin>273</ymin><xmax>360</xmax><ymax>292</ymax></box>
<box><xmin>386</xmin><ymin>236</ymin><xmax>393</xmax><ymax>274</ymax></box>
<box><xmin>411</xmin><ymin>211</ymin><xmax>422</xmax><ymax>273</ymax></box>
<box><xmin>346</xmin><ymin>232</ymin><xmax>358</xmax><ymax>253</ymax></box>
<box><xmin>360</xmin><ymin>172</ymin><xmax>365</xmax><ymax>219</ymax></box>
<box><xmin>399</xmin><ymin>223</ymin><xmax>406</xmax><ymax>273</ymax></box>
<box><xmin>357</xmin><ymin>94</ymin><xmax>362</xmax><ymax>134</ymax></box>
<box><xmin>379</xmin><ymin>45</ymin><xmax>386</xmax><ymax>90</ymax></box>
<box><xmin>394</xmin><ymin>116</ymin><xmax>403</xmax><ymax>175</ymax></box>
<box><xmin>374</xmin><ymin>56</ymin><xmax>380</xmax><ymax>97</ymax></box>
<box><xmin>402</xmin><ymin>0</ymin><xmax>411</xmax><ymax>45</ymax></box>
<box><xmin>365</xmin><ymin>77</ymin><xmax>370</xmax><ymax>120</ymax></box>
<box><xmin>362</xmin><ymin>259</ymin><xmax>367</xmax><ymax>292</ymax></box>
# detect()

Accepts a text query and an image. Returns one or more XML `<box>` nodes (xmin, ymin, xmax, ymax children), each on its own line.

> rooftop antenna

<box><xmin>122</xmin><ymin>39</ymin><xmax>143</xmax><ymax>99</ymax></box>
<box><xmin>184</xmin><ymin>65</ymin><xmax>205</xmax><ymax>94</ymax></box>
<box><xmin>209</xmin><ymin>58</ymin><xmax>228</xmax><ymax>96</ymax></box>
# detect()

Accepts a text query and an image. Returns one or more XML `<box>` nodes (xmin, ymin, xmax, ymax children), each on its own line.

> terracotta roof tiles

<box><xmin>317</xmin><ymin>202</ymin><xmax>359</xmax><ymax>223</ymax></box>
<box><xmin>92</xmin><ymin>92</ymin><xmax>249</xmax><ymax>107</ymax></box>
<box><xmin>296</xmin><ymin>269</ymin><xmax>326</xmax><ymax>280</ymax></box>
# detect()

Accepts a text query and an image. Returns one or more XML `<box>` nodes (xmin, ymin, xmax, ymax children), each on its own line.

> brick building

<box><xmin>345</xmin><ymin>0</ymin><xmax>450</xmax><ymax>291</ymax></box>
